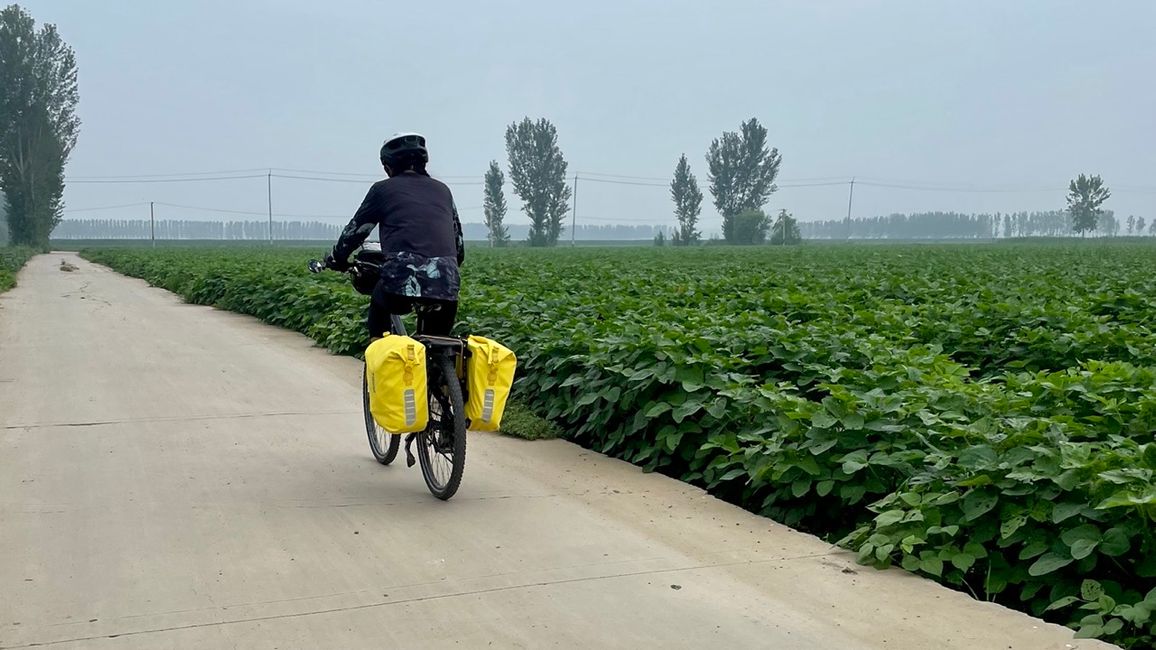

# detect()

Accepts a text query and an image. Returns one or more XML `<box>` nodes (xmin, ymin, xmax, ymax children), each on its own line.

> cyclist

<box><xmin>325</xmin><ymin>133</ymin><xmax>465</xmax><ymax>339</ymax></box>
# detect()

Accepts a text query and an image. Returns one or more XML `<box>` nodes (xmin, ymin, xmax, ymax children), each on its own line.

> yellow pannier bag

<box><xmin>365</xmin><ymin>334</ymin><xmax>428</xmax><ymax>434</ymax></box>
<box><xmin>465</xmin><ymin>335</ymin><xmax>517</xmax><ymax>431</ymax></box>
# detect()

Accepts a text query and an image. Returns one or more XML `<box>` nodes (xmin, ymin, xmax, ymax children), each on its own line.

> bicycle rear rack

<box><xmin>402</xmin><ymin>337</ymin><xmax>471</xmax><ymax>468</ymax></box>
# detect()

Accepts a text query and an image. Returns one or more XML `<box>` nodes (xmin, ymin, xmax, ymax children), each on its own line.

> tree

<box><xmin>653</xmin><ymin>229</ymin><xmax>665</xmax><ymax>246</ymax></box>
<box><xmin>1139</xmin><ymin>217</ymin><xmax>1148</xmax><ymax>235</ymax></box>
<box><xmin>1126</xmin><ymin>215</ymin><xmax>1136</xmax><ymax>235</ymax></box>
<box><xmin>706</xmin><ymin>118</ymin><xmax>781</xmax><ymax>243</ymax></box>
<box><xmin>0</xmin><ymin>190</ymin><xmax>8</xmax><ymax>244</ymax></box>
<box><xmin>482</xmin><ymin>160</ymin><xmax>509</xmax><ymax>247</ymax></box>
<box><xmin>505</xmin><ymin>117</ymin><xmax>571</xmax><ymax>247</ymax></box>
<box><xmin>1066</xmin><ymin>174</ymin><xmax>1110</xmax><ymax>237</ymax></box>
<box><xmin>769</xmin><ymin>209</ymin><xmax>801</xmax><ymax>245</ymax></box>
<box><xmin>1099</xmin><ymin>211</ymin><xmax>1119</xmax><ymax>237</ymax></box>
<box><xmin>0</xmin><ymin>5</ymin><xmax>79</xmax><ymax>248</ymax></box>
<box><xmin>669</xmin><ymin>154</ymin><xmax>702</xmax><ymax>246</ymax></box>
<box><xmin>732</xmin><ymin>209</ymin><xmax>770</xmax><ymax>245</ymax></box>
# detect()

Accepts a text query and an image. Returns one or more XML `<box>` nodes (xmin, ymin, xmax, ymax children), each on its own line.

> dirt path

<box><xmin>0</xmin><ymin>253</ymin><xmax>1109</xmax><ymax>649</ymax></box>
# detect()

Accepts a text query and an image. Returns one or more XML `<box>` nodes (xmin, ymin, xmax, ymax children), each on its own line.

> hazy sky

<box><xmin>22</xmin><ymin>0</ymin><xmax>1156</xmax><ymax>234</ymax></box>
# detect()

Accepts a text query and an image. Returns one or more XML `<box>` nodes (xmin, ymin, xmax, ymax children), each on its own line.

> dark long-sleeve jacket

<box><xmin>333</xmin><ymin>171</ymin><xmax>465</xmax><ymax>301</ymax></box>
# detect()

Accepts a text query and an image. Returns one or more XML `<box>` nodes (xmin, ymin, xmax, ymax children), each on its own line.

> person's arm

<box><xmin>329</xmin><ymin>185</ymin><xmax>380</xmax><ymax>267</ymax></box>
<box><xmin>452</xmin><ymin>201</ymin><xmax>465</xmax><ymax>266</ymax></box>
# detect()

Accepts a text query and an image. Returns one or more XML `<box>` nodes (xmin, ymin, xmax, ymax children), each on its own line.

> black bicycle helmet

<box><xmin>379</xmin><ymin>132</ymin><xmax>429</xmax><ymax>170</ymax></box>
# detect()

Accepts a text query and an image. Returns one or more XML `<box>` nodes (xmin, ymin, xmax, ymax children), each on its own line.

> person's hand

<box><xmin>325</xmin><ymin>253</ymin><xmax>350</xmax><ymax>272</ymax></box>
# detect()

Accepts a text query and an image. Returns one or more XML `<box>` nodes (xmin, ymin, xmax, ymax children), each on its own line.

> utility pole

<box><xmin>570</xmin><ymin>173</ymin><xmax>578</xmax><ymax>247</ymax></box>
<box><xmin>150</xmin><ymin>201</ymin><xmax>155</xmax><ymax>248</ymax></box>
<box><xmin>267</xmin><ymin>170</ymin><xmax>273</xmax><ymax>245</ymax></box>
<box><xmin>845</xmin><ymin>177</ymin><xmax>855</xmax><ymax>240</ymax></box>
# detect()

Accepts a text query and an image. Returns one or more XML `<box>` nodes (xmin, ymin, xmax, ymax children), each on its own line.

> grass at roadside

<box><xmin>0</xmin><ymin>247</ymin><xmax>39</xmax><ymax>294</ymax></box>
<box><xmin>497</xmin><ymin>401</ymin><xmax>563</xmax><ymax>440</ymax></box>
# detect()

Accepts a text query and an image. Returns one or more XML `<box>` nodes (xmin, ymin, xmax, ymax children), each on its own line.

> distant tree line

<box><xmin>799</xmin><ymin>210</ymin><xmax>1141</xmax><ymax>240</ymax></box>
<box><xmin>53</xmin><ymin>219</ymin><xmax>342</xmax><ymax>240</ymax></box>
<box><xmin>52</xmin><ymin>218</ymin><xmax>673</xmax><ymax>242</ymax></box>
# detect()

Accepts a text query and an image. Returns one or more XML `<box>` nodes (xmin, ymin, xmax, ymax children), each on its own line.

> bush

<box><xmin>732</xmin><ymin>209</ymin><xmax>770</xmax><ymax>244</ymax></box>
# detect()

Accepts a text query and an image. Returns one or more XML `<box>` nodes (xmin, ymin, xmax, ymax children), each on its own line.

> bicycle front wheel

<box><xmin>417</xmin><ymin>354</ymin><xmax>467</xmax><ymax>500</ymax></box>
<box><xmin>363</xmin><ymin>362</ymin><xmax>400</xmax><ymax>465</ymax></box>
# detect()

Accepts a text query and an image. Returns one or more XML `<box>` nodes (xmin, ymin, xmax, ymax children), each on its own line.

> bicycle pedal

<box><xmin>404</xmin><ymin>433</ymin><xmax>417</xmax><ymax>467</ymax></box>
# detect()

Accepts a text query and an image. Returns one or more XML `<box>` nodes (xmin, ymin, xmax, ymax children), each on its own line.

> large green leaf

<box><xmin>1028</xmin><ymin>553</ymin><xmax>1074</xmax><ymax>577</ymax></box>
<box><xmin>962</xmin><ymin>491</ymin><xmax>999</xmax><ymax>521</ymax></box>
<box><xmin>811</xmin><ymin>411</ymin><xmax>838</xmax><ymax>429</ymax></box>
<box><xmin>1099</xmin><ymin>527</ymin><xmax>1131</xmax><ymax>557</ymax></box>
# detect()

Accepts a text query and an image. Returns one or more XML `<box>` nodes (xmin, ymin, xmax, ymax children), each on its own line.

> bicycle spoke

<box><xmin>415</xmin><ymin>355</ymin><xmax>466</xmax><ymax>500</ymax></box>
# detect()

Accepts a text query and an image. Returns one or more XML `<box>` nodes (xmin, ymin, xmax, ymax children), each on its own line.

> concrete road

<box><xmin>0</xmin><ymin>254</ymin><xmax>1110</xmax><ymax>649</ymax></box>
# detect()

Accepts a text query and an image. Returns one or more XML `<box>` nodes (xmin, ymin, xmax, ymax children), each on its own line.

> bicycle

<box><xmin>308</xmin><ymin>243</ymin><xmax>468</xmax><ymax>500</ymax></box>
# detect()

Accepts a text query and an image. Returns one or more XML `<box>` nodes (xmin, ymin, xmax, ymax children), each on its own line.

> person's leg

<box><xmin>369</xmin><ymin>283</ymin><xmax>423</xmax><ymax>341</ymax></box>
<box><xmin>367</xmin><ymin>286</ymin><xmax>412</xmax><ymax>340</ymax></box>
<box><xmin>366</xmin><ymin>292</ymin><xmax>389</xmax><ymax>342</ymax></box>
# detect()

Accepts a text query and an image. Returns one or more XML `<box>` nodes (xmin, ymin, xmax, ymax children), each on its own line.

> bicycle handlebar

<box><xmin>306</xmin><ymin>257</ymin><xmax>381</xmax><ymax>276</ymax></box>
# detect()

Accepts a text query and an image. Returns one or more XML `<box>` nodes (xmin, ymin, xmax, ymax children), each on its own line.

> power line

<box><xmin>63</xmin><ymin>201</ymin><xmax>151</xmax><ymax>213</ymax></box>
<box><xmin>67</xmin><ymin>167</ymin><xmax>469</xmax><ymax>181</ymax></box>
<box><xmin>576</xmin><ymin>214</ymin><xmax>671</xmax><ymax>223</ymax></box>
<box><xmin>269</xmin><ymin>173</ymin><xmax>366</xmax><ymax>184</ymax></box>
<box><xmin>574</xmin><ymin>176</ymin><xmax>850</xmax><ymax>190</ymax></box>
<box><xmin>271</xmin><ymin>167</ymin><xmax>483</xmax><ymax>181</ymax></box>
<box><xmin>69</xmin><ymin>174</ymin><xmax>266</xmax><ymax>184</ymax></box>
<box><xmin>154</xmin><ymin>202</ymin><xmax>266</xmax><ymax>217</ymax></box>
<box><xmin>854</xmin><ymin>175</ymin><xmax>1057</xmax><ymax>191</ymax></box>
<box><xmin>67</xmin><ymin>168</ymin><xmax>270</xmax><ymax>180</ymax></box>
<box><xmin>62</xmin><ymin>172</ymin><xmax>845</xmax><ymax>192</ymax></box>
<box><xmin>270</xmin><ymin>173</ymin><xmax>485</xmax><ymax>186</ymax></box>
<box><xmin>64</xmin><ymin>200</ymin><xmax>489</xmax><ymax>221</ymax></box>
<box><xmin>779</xmin><ymin>176</ymin><xmax>856</xmax><ymax>183</ymax></box>
<box><xmin>434</xmin><ymin>179</ymin><xmax>486</xmax><ymax>186</ymax></box>
<box><xmin>578</xmin><ymin>171</ymin><xmax>854</xmax><ymax>184</ymax></box>
<box><xmin>154</xmin><ymin>201</ymin><xmax>353</xmax><ymax>219</ymax></box>
<box><xmin>779</xmin><ymin>180</ymin><xmax>853</xmax><ymax>188</ymax></box>
<box><xmin>269</xmin><ymin>167</ymin><xmax>380</xmax><ymax>179</ymax></box>
<box><xmin>577</xmin><ymin>176</ymin><xmax>667</xmax><ymax>188</ymax></box>
<box><xmin>856</xmin><ymin>180</ymin><xmax>1066</xmax><ymax>193</ymax></box>
<box><xmin>578</xmin><ymin>171</ymin><xmax>669</xmax><ymax>182</ymax></box>
<box><xmin>61</xmin><ymin>165</ymin><xmax>1156</xmax><ymax>193</ymax></box>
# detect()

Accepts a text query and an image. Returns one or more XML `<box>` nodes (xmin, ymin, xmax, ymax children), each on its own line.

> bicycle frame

<box><xmin>307</xmin><ymin>249</ymin><xmax>470</xmax><ymax>499</ymax></box>
<box><xmin>390</xmin><ymin>308</ymin><xmax>471</xmax><ymax>469</ymax></box>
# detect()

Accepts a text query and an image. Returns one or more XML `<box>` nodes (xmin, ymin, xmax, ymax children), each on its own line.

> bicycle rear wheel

<box><xmin>417</xmin><ymin>354</ymin><xmax>467</xmax><ymax>500</ymax></box>
<box><xmin>363</xmin><ymin>362</ymin><xmax>400</xmax><ymax>465</ymax></box>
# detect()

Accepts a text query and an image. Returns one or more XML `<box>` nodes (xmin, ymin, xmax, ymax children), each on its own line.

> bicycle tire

<box><xmin>417</xmin><ymin>354</ymin><xmax>467</xmax><ymax>500</ymax></box>
<box><xmin>363</xmin><ymin>362</ymin><xmax>400</xmax><ymax>465</ymax></box>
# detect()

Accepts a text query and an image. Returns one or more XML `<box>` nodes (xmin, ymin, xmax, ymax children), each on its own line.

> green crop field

<box><xmin>81</xmin><ymin>242</ymin><xmax>1156</xmax><ymax>647</ymax></box>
